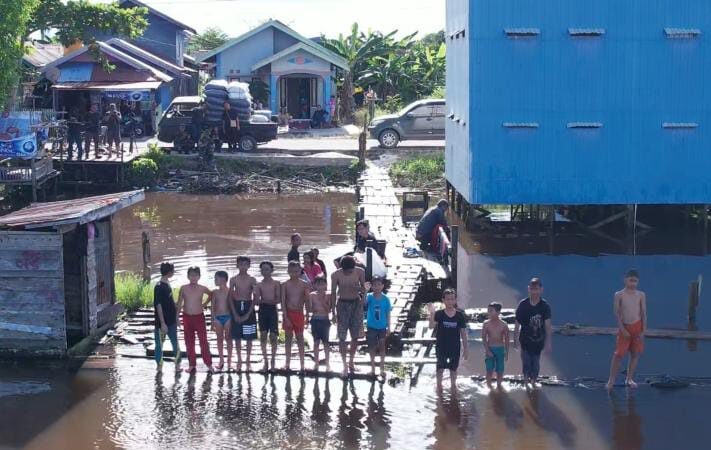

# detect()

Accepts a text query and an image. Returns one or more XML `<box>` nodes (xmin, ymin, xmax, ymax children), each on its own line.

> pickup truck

<box><xmin>157</xmin><ymin>96</ymin><xmax>278</xmax><ymax>151</ymax></box>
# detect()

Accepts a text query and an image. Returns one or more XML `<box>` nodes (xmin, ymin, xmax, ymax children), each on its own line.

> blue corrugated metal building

<box><xmin>446</xmin><ymin>0</ymin><xmax>711</xmax><ymax>205</ymax></box>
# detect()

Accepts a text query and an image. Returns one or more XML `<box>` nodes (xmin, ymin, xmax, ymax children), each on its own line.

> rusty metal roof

<box><xmin>23</xmin><ymin>43</ymin><xmax>64</xmax><ymax>68</ymax></box>
<box><xmin>0</xmin><ymin>190</ymin><xmax>145</xmax><ymax>230</ymax></box>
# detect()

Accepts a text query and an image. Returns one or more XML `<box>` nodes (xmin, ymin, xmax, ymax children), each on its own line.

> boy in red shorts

<box><xmin>282</xmin><ymin>260</ymin><xmax>311</xmax><ymax>372</ymax></box>
<box><xmin>607</xmin><ymin>269</ymin><xmax>647</xmax><ymax>390</ymax></box>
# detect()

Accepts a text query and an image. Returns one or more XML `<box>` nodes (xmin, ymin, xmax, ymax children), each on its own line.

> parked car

<box><xmin>157</xmin><ymin>97</ymin><xmax>278</xmax><ymax>151</ymax></box>
<box><xmin>368</xmin><ymin>99</ymin><xmax>445</xmax><ymax>149</ymax></box>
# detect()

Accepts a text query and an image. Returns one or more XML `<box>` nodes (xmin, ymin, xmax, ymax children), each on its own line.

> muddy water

<box><xmin>2</xmin><ymin>193</ymin><xmax>711</xmax><ymax>450</ymax></box>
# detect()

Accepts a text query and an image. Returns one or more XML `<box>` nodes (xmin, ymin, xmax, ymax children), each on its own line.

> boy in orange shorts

<box><xmin>607</xmin><ymin>269</ymin><xmax>647</xmax><ymax>390</ymax></box>
<box><xmin>282</xmin><ymin>260</ymin><xmax>311</xmax><ymax>372</ymax></box>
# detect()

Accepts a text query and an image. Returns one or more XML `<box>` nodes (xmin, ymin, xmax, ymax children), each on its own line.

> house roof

<box><xmin>43</xmin><ymin>41</ymin><xmax>173</xmax><ymax>83</ymax></box>
<box><xmin>198</xmin><ymin>19</ymin><xmax>349</xmax><ymax>69</ymax></box>
<box><xmin>251</xmin><ymin>42</ymin><xmax>348</xmax><ymax>71</ymax></box>
<box><xmin>106</xmin><ymin>38</ymin><xmax>195</xmax><ymax>75</ymax></box>
<box><xmin>0</xmin><ymin>191</ymin><xmax>145</xmax><ymax>230</ymax></box>
<box><xmin>22</xmin><ymin>43</ymin><xmax>64</xmax><ymax>68</ymax></box>
<box><xmin>119</xmin><ymin>0</ymin><xmax>196</xmax><ymax>34</ymax></box>
<box><xmin>51</xmin><ymin>81</ymin><xmax>163</xmax><ymax>91</ymax></box>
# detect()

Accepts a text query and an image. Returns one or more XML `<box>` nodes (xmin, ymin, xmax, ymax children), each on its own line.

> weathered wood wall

<box><xmin>0</xmin><ymin>231</ymin><xmax>67</xmax><ymax>356</ymax></box>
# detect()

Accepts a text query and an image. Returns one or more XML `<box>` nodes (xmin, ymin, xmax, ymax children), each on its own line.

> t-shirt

<box><xmin>366</xmin><ymin>293</ymin><xmax>391</xmax><ymax>330</ymax></box>
<box><xmin>303</xmin><ymin>263</ymin><xmax>323</xmax><ymax>283</ymax></box>
<box><xmin>355</xmin><ymin>231</ymin><xmax>377</xmax><ymax>252</ymax></box>
<box><xmin>515</xmin><ymin>298</ymin><xmax>552</xmax><ymax>354</ymax></box>
<box><xmin>416</xmin><ymin>207</ymin><xmax>448</xmax><ymax>237</ymax></box>
<box><xmin>154</xmin><ymin>281</ymin><xmax>177</xmax><ymax>328</ymax></box>
<box><xmin>434</xmin><ymin>309</ymin><xmax>466</xmax><ymax>350</ymax></box>
<box><xmin>287</xmin><ymin>247</ymin><xmax>300</xmax><ymax>263</ymax></box>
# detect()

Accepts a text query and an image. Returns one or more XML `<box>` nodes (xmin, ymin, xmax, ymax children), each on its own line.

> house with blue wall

<box><xmin>198</xmin><ymin>20</ymin><xmax>348</xmax><ymax>118</ymax></box>
<box><xmin>446</xmin><ymin>0</ymin><xmax>711</xmax><ymax>206</ymax></box>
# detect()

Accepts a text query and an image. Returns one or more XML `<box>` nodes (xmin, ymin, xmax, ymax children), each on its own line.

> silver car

<box><xmin>368</xmin><ymin>99</ymin><xmax>445</xmax><ymax>149</ymax></box>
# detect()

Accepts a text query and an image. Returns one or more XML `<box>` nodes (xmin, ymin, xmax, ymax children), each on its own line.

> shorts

<box><xmin>436</xmin><ymin>345</ymin><xmax>461</xmax><ymax>371</ymax></box>
<box><xmin>232</xmin><ymin>300</ymin><xmax>257</xmax><ymax>341</ymax></box>
<box><xmin>310</xmin><ymin>316</ymin><xmax>331</xmax><ymax>342</ymax></box>
<box><xmin>614</xmin><ymin>320</ymin><xmax>644</xmax><ymax>357</ymax></box>
<box><xmin>284</xmin><ymin>310</ymin><xmax>305</xmax><ymax>334</ymax></box>
<box><xmin>485</xmin><ymin>346</ymin><xmax>505</xmax><ymax>375</ymax></box>
<box><xmin>366</xmin><ymin>327</ymin><xmax>387</xmax><ymax>349</ymax></box>
<box><xmin>337</xmin><ymin>299</ymin><xmax>363</xmax><ymax>341</ymax></box>
<box><xmin>214</xmin><ymin>314</ymin><xmax>231</xmax><ymax>327</ymax></box>
<box><xmin>259</xmin><ymin>304</ymin><xmax>279</xmax><ymax>334</ymax></box>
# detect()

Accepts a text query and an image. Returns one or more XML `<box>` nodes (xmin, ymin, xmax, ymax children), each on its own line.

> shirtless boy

<box><xmin>482</xmin><ymin>302</ymin><xmax>509</xmax><ymax>389</ymax></box>
<box><xmin>607</xmin><ymin>269</ymin><xmax>647</xmax><ymax>390</ymax></box>
<box><xmin>331</xmin><ymin>255</ymin><xmax>366</xmax><ymax>376</ymax></box>
<box><xmin>282</xmin><ymin>260</ymin><xmax>311</xmax><ymax>372</ymax></box>
<box><xmin>255</xmin><ymin>261</ymin><xmax>281</xmax><ymax>372</ymax></box>
<box><xmin>210</xmin><ymin>271</ymin><xmax>232</xmax><ymax>371</ymax></box>
<box><xmin>309</xmin><ymin>276</ymin><xmax>332</xmax><ymax>373</ymax></box>
<box><xmin>229</xmin><ymin>256</ymin><xmax>257</xmax><ymax>372</ymax></box>
<box><xmin>176</xmin><ymin>266</ymin><xmax>213</xmax><ymax>373</ymax></box>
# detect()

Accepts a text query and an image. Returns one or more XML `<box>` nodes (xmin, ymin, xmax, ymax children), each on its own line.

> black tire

<box><xmin>378</xmin><ymin>129</ymin><xmax>400</xmax><ymax>149</ymax></box>
<box><xmin>239</xmin><ymin>135</ymin><xmax>258</xmax><ymax>152</ymax></box>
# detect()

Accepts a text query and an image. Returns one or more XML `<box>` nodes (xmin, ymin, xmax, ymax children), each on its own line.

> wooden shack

<box><xmin>0</xmin><ymin>190</ymin><xmax>144</xmax><ymax>357</ymax></box>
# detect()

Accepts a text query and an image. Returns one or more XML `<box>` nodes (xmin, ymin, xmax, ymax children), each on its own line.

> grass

<box><xmin>115</xmin><ymin>272</ymin><xmax>154</xmax><ymax>312</ymax></box>
<box><xmin>390</xmin><ymin>153</ymin><xmax>445</xmax><ymax>188</ymax></box>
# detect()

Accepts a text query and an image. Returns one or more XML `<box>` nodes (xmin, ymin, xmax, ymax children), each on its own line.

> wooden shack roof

<box><xmin>0</xmin><ymin>190</ymin><xmax>144</xmax><ymax>230</ymax></box>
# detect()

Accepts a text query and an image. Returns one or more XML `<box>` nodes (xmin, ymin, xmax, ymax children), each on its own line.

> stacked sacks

<box><xmin>226</xmin><ymin>81</ymin><xmax>252</xmax><ymax>120</ymax></box>
<box><xmin>204</xmin><ymin>79</ymin><xmax>228</xmax><ymax>125</ymax></box>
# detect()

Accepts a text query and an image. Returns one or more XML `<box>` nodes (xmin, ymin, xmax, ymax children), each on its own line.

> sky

<box><xmin>104</xmin><ymin>0</ymin><xmax>446</xmax><ymax>38</ymax></box>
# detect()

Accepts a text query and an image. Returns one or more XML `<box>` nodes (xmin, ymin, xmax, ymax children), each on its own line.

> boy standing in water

<box><xmin>282</xmin><ymin>260</ymin><xmax>311</xmax><ymax>372</ymax></box>
<box><xmin>176</xmin><ymin>267</ymin><xmax>213</xmax><ymax>373</ymax></box>
<box><xmin>428</xmin><ymin>288</ymin><xmax>468</xmax><ymax>391</ymax></box>
<box><xmin>607</xmin><ymin>269</ymin><xmax>647</xmax><ymax>390</ymax></box>
<box><xmin>210</xmin><ymin>271</ymin><xmax>232</xmax><ymax>371</ymax></box>
<box><xmin>154</xmin><ymin>262</ymin><xmax>180</xmax><ymax>370</ymax></box>
<box><xmin>365</xmin><ymin>276</ymin><xmax>391</xmax><ymax>378</ymax></box>
<box><xmin>514</xmin><ymin>278</ymin><xmax>552</xmax><ymax>386</ymax></box>
<box><xmin>482</xmin><ymin>302</ymin><xmax>509</xmax><ymax>389</ymax></box>
<box><xmin>229</xmin><ymin>256</ymin><xmax>257</xmax><ymax>372</ymax></box>
<box><xmin>309</xmin><ymin>276</ymin><xmax>332</xmax><ymax>373</ymax></box>
<box><xmin>255</xmin><ymin>261</ymin><xmax>281</xmax><ymax>372</ymax></box>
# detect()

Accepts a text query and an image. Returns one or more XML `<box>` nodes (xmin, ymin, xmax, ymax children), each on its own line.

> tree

<box><xmin>0</xmin><ymin>0</ymin><xmax>38</xmax><ymax>109</ymax></box>
<box><xmin>0</xmin><ymin>0</ymin><xmax>148</xmax><ymax>109</ymax></box>
<box><xmin>188</xmin><ymin>27</ymin><xmax>229</xmax><ymax>54</ymax></box>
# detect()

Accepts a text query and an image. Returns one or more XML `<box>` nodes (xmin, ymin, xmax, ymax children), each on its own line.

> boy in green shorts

<box><xmin>482</xmin><ymin>301</ymin><xmax>509</xmax><ymax>389</ymax></box>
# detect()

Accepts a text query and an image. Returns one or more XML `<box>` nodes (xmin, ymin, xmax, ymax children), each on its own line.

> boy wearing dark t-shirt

<box><xmin>427</xmin><ymin>288</ymin><xmax>468</xmax><ymax>391</ymax></box>
<box><xmin>514</xmin><ymin>277</ymin><xmax>553</xmax><ymax>386</ymax></box>
<box><xmin>154</xmin><ymin>262</ymin><xmax>180</xmax><ymax>370</ymax></box>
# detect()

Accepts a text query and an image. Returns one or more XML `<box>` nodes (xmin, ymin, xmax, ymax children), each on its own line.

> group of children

<box><xmin>154</xmin><ymin>252</ymin><xmax>392</xmax><ymax>377</ymax></box>
<box><xmin>155</xmin><ymin>251</ymin><xmax>648</xmax><ymax>391</ymax></box>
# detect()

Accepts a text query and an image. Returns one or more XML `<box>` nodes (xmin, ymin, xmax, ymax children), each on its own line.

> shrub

<box><xmin>390</xmin><ymin>153</ymin><xmax>445</xmax><ymax>187</ymax></box>
<box><xmin>144</xmin><ymin>143</ymin><xmax>166</xmax><ymax>167</ymax></box>
<box><xmin>115</xmin><ymin>272</ymin><xmax>153</xmax><ymax>312</ymax></box>
<box><xmin>128</xmin><ymin>157</ymin><xmax>159</xmax><ymax>188</ymax></box>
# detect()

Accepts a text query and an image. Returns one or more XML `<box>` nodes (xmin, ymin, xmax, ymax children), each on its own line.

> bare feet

<box><xmin>260</xmin><ymin>363</ymin><xmax>269</xmax><ymax>373</ymax></box>
<box><xmin>184</xmin><ymin>366</ymin><xmax>196</xmax><ymax>373</ymax></box>
<box><xmin>626</xmin><ymin>379</ymin><xmax>638</xmax><ymax>389</ymax></box>
<box><xmin>215</xmin><ymin>360</ymin><xmax>224</xmax><ymax>371</ymax></box>
<box><xmin>606</xmin><ymin>380</ymin><xmax>615</xmax><ymax>391</ymax></box>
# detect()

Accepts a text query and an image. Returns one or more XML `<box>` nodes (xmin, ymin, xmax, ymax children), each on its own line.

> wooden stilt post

<box><xmin>358</xmin><ymin>131</ymin><xmax>366</xmax><ymax>169</ymax></box>
<box><xmin>626</xmin><ymin>204</ymin><xmax>635</xmax><ymax>255</ymax></box>
<box><xmin>31</xmin><ymin>158</ymin><xmax>37</xmax><ymax>202</ymax></box>
<box><xmin>702</xmin><ymin>204</ymin><xmax>709</xmax><ymax>255</ymax></box>
<box><xmin>141</xmin><ymin>231</ymin><xmax>151</xmax><ymax>282</ymax></box>
<box><xmin>366</xmin><ymin>248</ymin><xmax>373</xmax><ymax>282</ymax></box>
<box><xmin>359</xmin><ymin>206</ymin><xmax>365</xmax><ymax>222</ymax></box>
<box><xmin>450</xmin><ymin>225</ymin><xmax>459</xmax><ymax>289</ymax></box>
<box><xmin>688</xmin><ymin>279</ymin><xmax>700</xmax><ymax>323</ymax></box>
<box><xmin>548</xmin><ymin>206</ymin><xmax>555</xmax><ymax>255</ymax></box>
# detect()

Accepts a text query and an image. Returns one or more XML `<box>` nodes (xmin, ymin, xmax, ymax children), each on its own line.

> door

<box><xmin>399</xmin><ymin>104</ymin><xmax>434</xmax><ymax>139</ymax></box>
<box><xmin>429</xmin><ymin>103</ymin><xmax>446</xmax><ymax>139</ymax></box>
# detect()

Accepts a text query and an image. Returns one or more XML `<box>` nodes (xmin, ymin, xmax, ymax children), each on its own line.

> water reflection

<box><xmin>610</xmin><ymin>392</ymin><xmax>643</xmax><ymax>450</ymax></box>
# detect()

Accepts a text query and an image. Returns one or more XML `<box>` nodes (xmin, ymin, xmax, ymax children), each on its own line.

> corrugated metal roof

<box><xmin>0</xmin><ymin>190</ymin><xmax>145</xmax><ymax>230</ymax></box>
<box><xmin>52</xmin><ymin>81</ymin><xmax>163</xmax><ymax>91</ymax></box>
<box><xmin>23</xmin><ymin>43</ymin><xmax>64</xmax><ymax>68</ymax></box>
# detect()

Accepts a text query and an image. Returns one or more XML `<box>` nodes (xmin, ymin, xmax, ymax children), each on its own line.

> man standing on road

<box><xmin>222</xmin><ymin>102</ymin><xmax>240</xmax><ymax>152</ymax></box>
<box><xmin>416</xmin><ymin>199</ymin><xmax>449</xmax><ymax>250</ymax></box>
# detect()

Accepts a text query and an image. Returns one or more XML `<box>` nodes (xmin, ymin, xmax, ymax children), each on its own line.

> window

<box><xmin>432</xmin><ymin>104</ymin><xmax>446</xmax><ymax>117</ymax></box>
<box><xmin>408</xmin><ymin>105</ymin><xmax>435</xmax><ymax>117</ymax></box>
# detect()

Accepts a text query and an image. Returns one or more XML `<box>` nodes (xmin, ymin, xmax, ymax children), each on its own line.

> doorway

<box><xmin>280</xmin><ymin>76</ymin><xmax>318</xmax><ymax>119</ymax></box>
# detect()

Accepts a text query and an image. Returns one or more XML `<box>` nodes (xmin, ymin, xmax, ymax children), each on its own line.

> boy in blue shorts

<box><xmin>365</xmin><ymin>276</ymin><xmax>391</xmax><ymax>378</ymax></box>
<box><xmin>308</xmin><ymin>276</ymin><xmax>332</xmax><ymax>372</ymax></box>
<box><xmin>482</xmin><ymin>301</ymin><xmax>509</xmax><ymax>389</ymax></box>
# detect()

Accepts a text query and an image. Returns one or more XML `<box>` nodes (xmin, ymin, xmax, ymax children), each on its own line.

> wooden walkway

<box><xmin>357</xmin><ymin>164</ymin><xmax>448</xmax><ymax>337</ymax></box>
<box><xmin>53</xmin><ymin>139</ymin><xmax>151</xmax><ymax>165</ymax></box>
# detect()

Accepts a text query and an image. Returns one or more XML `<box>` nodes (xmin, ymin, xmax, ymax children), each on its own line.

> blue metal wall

<box><xmin>448</xmin><ymin>0</ymin><xmax>711</xmax><ymax>205</ymax></box>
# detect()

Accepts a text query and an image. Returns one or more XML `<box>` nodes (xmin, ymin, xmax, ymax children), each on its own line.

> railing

<box><xmin>0</xmin><ymin>156</ymin><xmax>53</xmax><ymax>184</ymax></box>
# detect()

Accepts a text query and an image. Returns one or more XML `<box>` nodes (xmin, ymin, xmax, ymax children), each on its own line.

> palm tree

<box><xmin>321</xmin><ymin>23</ymin><xmax>395</xmax><ymax>123</ymax></box>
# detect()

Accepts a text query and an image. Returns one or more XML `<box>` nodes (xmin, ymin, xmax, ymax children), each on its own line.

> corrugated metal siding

<box><xmin>450</xmin><ymin>0</ymin><xmax>711</xmax><ymax>205</ymax></box>
<box><xmin>0</xmin><ymin>232</ymin><xmax>67</xmax><ymax>356</ymax></box>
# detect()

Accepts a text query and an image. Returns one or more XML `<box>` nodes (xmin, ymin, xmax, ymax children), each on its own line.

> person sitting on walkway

<box><xmin>311</xmin><ymin>105</ymin><xmax>327</xmax><ymax>129</ymax></box>
<box><xmin>416</xmin><ymin>199</ymin><xmax>450</xmax><ymax>250</ymax></box>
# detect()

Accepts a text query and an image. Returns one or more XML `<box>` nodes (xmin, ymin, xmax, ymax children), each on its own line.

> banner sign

<box><xmin>103</xmin><ymin>90</ymin><xmax>151</xmax><ymax>101</ymax></box>
<box><xmin>0</xmin><ymin>134</ymin><xmax>38</xmax><ymax>159</ymax></box>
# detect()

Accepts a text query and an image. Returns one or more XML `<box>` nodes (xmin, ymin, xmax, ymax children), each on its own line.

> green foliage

<box><xmin>188</xmin><ymin>27</ymin><xmax>229</xmax><ymax>54</ymax></box>
<box><xmin>249</xmin><ymin>78</ymin><xmax>270</xmax><ymax>106</ymax></box>
<box><xmin>128</xmin><ymin>157</ymin><xmax>159</xmax><ymax>188</ymax></box>
<box><xmin>115</xmin><ymin>272</ymin><xmax>153</xmax><ymax>312</ymax></box>
<box><xmin>0</xmin><ymin>0</ymin><xmax>38</xmax><ymax>109</ymax></box>
<box><xmin>390</xmin><ymin>153</ymin><xmax>445</xmax><ymax>188</ymax></box>
<box><xmin>144</xmin><ymin>143</ymin><xmax>166</xmax><ymax>167</ymax></box>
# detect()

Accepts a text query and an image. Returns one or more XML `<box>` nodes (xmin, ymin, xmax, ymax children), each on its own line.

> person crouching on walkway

<box><xmin>176</xmin><ymin>266</ymin><xmax>213</xmax><ymax>373</ymax></box>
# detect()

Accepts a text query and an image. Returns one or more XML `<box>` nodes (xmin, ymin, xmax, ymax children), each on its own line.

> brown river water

<box><xmin>1</xmin><ymin>192</ymin><xmax>710</xmax><ymax>450</ymax></box>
